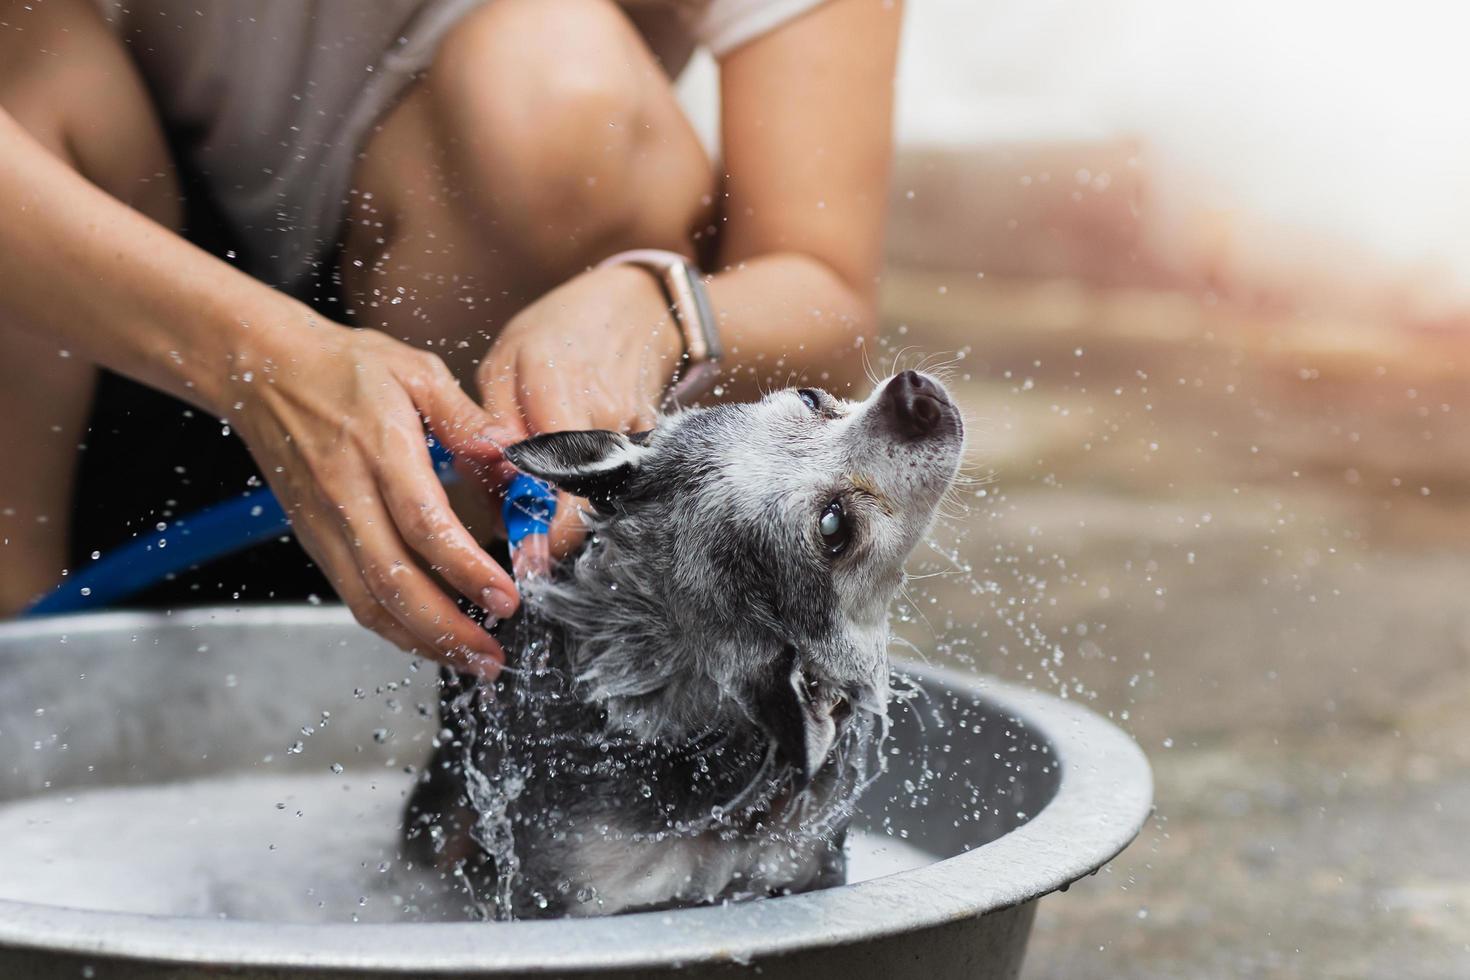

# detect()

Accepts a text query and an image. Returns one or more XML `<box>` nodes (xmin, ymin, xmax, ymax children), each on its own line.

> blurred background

<box><xmin>684</xmin><ymin>1</ymin><xmax>1470</xmax><ymax>976</ymax></box>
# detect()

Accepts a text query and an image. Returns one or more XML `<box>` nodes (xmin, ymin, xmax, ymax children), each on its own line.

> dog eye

<box><xmin>798</xmin><ymin>388</ymin><xmax>822</xmax><ymax>413</ymax></box>
<box><xmin>818</xmin><ymin>499</ymin><xmax>850</xmax><ymax>556</ymax></box>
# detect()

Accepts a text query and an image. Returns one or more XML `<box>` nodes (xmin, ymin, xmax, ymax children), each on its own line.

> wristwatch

<box><xmin>599</xmin><ymin>248</ymin><xmax>722</xmax><ymax>407</ymax></box>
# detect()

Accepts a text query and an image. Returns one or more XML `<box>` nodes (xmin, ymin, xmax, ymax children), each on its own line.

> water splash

<box><xmin>445</xmin><ymin>475</ymin><xmax>896</xmax><ymax>917</ymax></box>
<box><xmin>450</xmin><ymin>479</ymin><xmax>558</xmax><ymax>920</ymax></box>
<box><xmin>450</xmin><ymin>680</ymin><xmax>519</xmax><ymax>920</ymax></box>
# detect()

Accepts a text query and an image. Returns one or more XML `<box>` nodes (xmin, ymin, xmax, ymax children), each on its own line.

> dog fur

<box><xmin>405</xmin><ymin>372</ymin><xmax>964</xmax><ymax>918</ymax></box>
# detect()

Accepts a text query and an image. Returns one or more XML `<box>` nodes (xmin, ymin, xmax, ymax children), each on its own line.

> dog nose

<box><xmin>880</xmin><ymin>370</ymin><xmax>950</xmax><ymax>440</ymax></box>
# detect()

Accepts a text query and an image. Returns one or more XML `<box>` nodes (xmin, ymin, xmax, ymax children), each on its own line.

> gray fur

<box><xmin>406</xmin><ymin>373</ymin><xmax>964</xmax><ymax>918</ymax></box>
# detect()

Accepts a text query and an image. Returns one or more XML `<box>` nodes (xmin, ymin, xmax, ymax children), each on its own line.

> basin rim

<box><xmin>0</xmin><ymin>606</ymin><xmax>1154</xmax><ymax>973</ymax></box>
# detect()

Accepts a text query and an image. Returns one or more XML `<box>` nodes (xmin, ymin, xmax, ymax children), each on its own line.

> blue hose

<box><xmin>23</xmin><ymin>486</ymin><xmax>296</xmax><ymax>617</ymax></box>
<box><xmin>20</xmin><ymin>440</ymin><xmax>554</xmax><ymax>618</ymax></box>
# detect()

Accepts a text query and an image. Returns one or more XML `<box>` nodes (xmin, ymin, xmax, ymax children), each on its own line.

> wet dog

<box><xmin>405</xmin><ymin>371</ymin><xmax>964</xmax><ymax>918</ymax></box>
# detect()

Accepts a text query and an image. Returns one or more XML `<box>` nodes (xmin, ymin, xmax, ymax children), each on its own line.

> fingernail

<box><xmin>482</xmin><ymin>588</ymin><xmax>519</xmax><ymax>619</ymax></box>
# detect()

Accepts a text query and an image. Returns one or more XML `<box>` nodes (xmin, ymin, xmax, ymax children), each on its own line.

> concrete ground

<box><xmin>881</xmin><ymin>272</ymin><xmax>1470</xmax><ymax>978</ymax></box>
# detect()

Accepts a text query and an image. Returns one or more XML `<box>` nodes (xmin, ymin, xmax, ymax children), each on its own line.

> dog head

<box><xmin>506</xmin><ymin>371</ymin><xmax>965</xmax><ymax>786</ymax></box>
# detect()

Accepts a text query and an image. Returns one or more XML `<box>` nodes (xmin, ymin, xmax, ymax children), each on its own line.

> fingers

<box><xmin>480</xmin><ymin>353</ymin><xmax>595</xmax><ymax>559</ymax></box>
<box><xmin>475</xmin><ymin>345</ymin><xmax>530</xmax><ymax>435</ymax></box>
<box><xmin>238</xmin><ymin>335</ymin><xmax>513</xmax><ymax>677</ymax></box>
<box><xmin>303</xmin><ymin>526</ymin><xmax>420</xmax><ymax>653</ymax></box>
<box><xmin>294</xmin><ymin>491</ymin><xmax>504</xmax><ymax>679</ymax></box>
<box><xmin>547</xmin><ymin>492</ymin><xmax>588</xmax><ymax>560</ymax></box>
<box><xmin>405</xmin><ymin>353</ymin><xmax>512</xmax><ymax>464</ymax></box>
<box><xmin>393</xmin><ymin>350</ymin><xmax>519</xmax><ymax>613</ymax></box>
<box><xmin>340</xmin><ymin>491</ymin><xmax>508</xmax><ymax>677</ymax></box>
<box><xmin>453</xmin><ymin>452</ymin><xmax>519</xmax><ymax>502</ymax></box>
<box><xmin>299</xmin><ymin>521</ymin><xmax>419</xmax><ymax>653</ymax></box>
<box><xmin>377</xmin><ymin>425</ymin><xmax>519</xmax><ymax>619</ymax></box>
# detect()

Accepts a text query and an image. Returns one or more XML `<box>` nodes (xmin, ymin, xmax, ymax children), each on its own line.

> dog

<box><xmin>404</xmin><ymin>370</ymin><xmax>964</xmax><ymax>918</ymax></box>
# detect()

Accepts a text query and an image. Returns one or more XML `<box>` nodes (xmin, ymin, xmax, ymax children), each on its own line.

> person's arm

<box><xmin>470</xmin><ymin>0</ymin><xmax>902</xmax><ymax>552</ymax></box>
<box><xmin>706</xmin><ymin>0</ymin><xmax>902</xmax><ymax>394</ymax></box>
<box><xmin>0</xmin><ymin>108</ymin><xmax>517</xmax><ymax>675</ymax></box>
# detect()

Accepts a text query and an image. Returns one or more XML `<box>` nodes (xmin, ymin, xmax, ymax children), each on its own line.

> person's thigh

<box><xmin>340</xmin><ymin>0</ymin><xmax>715</xmax><ymax>381</ymax></box>
<box><xmin>0</xmin><ymin>0</ymin><xmax>180</xmax><ymax>612</ymax></box>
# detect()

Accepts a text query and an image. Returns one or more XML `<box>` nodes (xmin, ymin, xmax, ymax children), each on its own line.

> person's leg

<box><xmin>0</xmin><ymin>0</ymin><xmax>181</xmax><ymax>613</ymax></box>
<box><xmin>340</xmin><ymin>0</ymin><xmax>716</xmax><ymax>382</ymax></box>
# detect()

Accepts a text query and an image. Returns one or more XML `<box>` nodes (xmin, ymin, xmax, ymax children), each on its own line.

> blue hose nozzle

<box><xmin>501</xmin><ymin>473</ymin><xmax>557</xmax><ymax>548</ymax></box>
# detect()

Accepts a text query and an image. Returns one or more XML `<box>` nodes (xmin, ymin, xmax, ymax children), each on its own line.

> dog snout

<box><xmin>880</xmin><ymin>370</ymin><xmax>951</xmax><ymax>441</ymax></box>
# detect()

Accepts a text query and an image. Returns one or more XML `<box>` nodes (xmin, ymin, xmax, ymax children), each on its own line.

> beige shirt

<box><xmin>93</xmin><ymin>0</ymin><xmax>828</xmax><ymax>292</ymax></box>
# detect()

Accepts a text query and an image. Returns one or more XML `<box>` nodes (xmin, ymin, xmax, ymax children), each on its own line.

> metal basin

<box><xmin>0</xmin><ymin>607</ymin><xmax>1151</xmax><ymax>978</ymax></box>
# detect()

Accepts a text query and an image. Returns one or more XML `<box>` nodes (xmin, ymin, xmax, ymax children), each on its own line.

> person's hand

<box><xmin>467</xmin><ymin>264</ymin><xmax>682</xmax><ymax>558</ymax></box>
<box><xmin>230</xmin><ymin>320</ymin><xmax>518</xmax><ymax>677</ymax></box>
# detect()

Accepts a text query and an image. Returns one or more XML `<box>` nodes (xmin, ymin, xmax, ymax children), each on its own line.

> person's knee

<box><xmin>427</xmin><ymin>0</ymin><xmax>712</xmax><ymax>266</ymax></box>
<box><xmin>0</xmin><ymin>0</ymin><xmax>180</xmax><ymax>228</ymax></box>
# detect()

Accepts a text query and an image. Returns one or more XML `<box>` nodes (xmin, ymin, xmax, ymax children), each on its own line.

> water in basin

<box><xmin>0</xmin><ymin>771</ymin><xmax>937</xmax><ymax>923</ymax></box>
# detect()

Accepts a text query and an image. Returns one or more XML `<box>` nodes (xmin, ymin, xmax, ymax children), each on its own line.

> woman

<box><xmin>0</xmin><ymin>0</ymin><xmax>900</xmax><ymax>674</ymax></box>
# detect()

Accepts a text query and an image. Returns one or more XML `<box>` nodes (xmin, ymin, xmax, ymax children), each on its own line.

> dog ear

<box><xmin>756</xmin><ymin>645</ymin><xmax>843</xmax><ymax>792</ymax></box>
<box><xmin>504</xmin><ymin>430</ymin><xmax>647</xmax><ymax>508</ymax></box>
